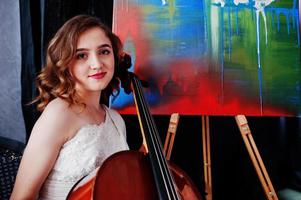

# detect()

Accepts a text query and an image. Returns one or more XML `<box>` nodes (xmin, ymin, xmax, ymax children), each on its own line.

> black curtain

<box><xmin>19</xmin><ymin>0</ymin><xmax>41</xmax><ymax>142</ymax></box>
<box><xmin>43</xmin><ymin>0</ymin><xmax>113</xmax><ymax>61</ymax></box>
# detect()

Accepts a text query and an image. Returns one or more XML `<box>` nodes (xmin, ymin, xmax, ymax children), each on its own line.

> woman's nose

<box><xmin>89</xmin><ymin>54</ymin><xmax>102</xmax><ymax>70</ymax></box>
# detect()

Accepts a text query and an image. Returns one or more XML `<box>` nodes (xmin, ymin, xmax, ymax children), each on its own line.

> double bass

<box><xmin>67</xmin><ymin>53</ymin><xmax>203</xmax><ymax>200</ymax></box>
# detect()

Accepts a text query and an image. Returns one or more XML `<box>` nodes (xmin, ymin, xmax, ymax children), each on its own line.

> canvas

<box><xmin>112</xmin><ymin>0</ymin><xmax>301</xmax><ymax>116</ymax></box>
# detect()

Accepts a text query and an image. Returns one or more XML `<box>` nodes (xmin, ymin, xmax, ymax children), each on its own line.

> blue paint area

<box><xmin>144</xmin><ymin>0</ymin><xmax>207</xmax><ymax>59</ymax></box>
<box><xmin>111</xmin><ymin>39</ymin><xmax>136</xmax><ymax>108</ymax></box>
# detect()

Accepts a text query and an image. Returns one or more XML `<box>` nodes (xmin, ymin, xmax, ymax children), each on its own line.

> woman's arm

<box><xmin>10</xmin><ymin>100</ymin><xmax>73</xmax><ymax>200</ymax></box>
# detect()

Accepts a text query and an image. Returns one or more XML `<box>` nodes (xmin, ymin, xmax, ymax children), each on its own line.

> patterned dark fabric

<box><xmin>0</xmin><ymin>148</ymin><xmax>22</xmax><ymax>200</ymax></box>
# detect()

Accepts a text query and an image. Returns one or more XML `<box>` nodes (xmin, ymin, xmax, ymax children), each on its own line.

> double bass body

<box><xmin>68</xmin><ymin>151</ymin><xmax>202</xmax><ymax>200</ymax></box>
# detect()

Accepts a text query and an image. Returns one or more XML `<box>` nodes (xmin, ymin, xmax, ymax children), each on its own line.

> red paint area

<box><xmin>117</xmin><ymin>89</ymin><xmax>289</xmax><ymax>116</ymax></box>
<box><xmin>117</xmin><ymin>60</ymin><xmax>290</xmax><ymax>116</ymax></box>
<box><xmin>113</xmin><ymin>4</ymin><xmax>152</xmax><ymax>77</ymax></box>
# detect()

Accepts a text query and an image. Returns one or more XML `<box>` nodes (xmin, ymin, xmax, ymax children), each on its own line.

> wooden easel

<box><xmin>202</xmin><ymin>115</ymin><xmax>278</xmax><ymax>200</ymax></box>
<box><xmin>163</xmin><ymin>113</ymin><xmax>180</xmax><ymax>161</ymax></box>
<box><xmin>202</xmin><ymin>116</ymin><xmax>212</xmax><ymax>200</ymax></box>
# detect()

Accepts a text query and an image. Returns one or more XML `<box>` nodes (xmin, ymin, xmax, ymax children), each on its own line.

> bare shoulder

<box><xmin>31</xmin><ymin>98</ymin><xmax>77</xmax><ymax>144</ymax></box>
<box><xmin>10</xmin><ymin>98</ymin><xmax>77</xmax><ymax>198</ymax></box>
<box><xmin>40</xmin><ymin>98</ymin><xmax>75</xmax><ymax>128</ymax></box>
<box><xmin>43</xmin><ymin>97</ymin><xmax>72</xmax><ymax>115</ymax></box>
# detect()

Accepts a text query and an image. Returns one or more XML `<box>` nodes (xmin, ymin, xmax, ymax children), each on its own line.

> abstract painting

<box><xmin>112</xmin><ymin>0</ymin><xmax>301</xmax><ymax>116</ymax></box>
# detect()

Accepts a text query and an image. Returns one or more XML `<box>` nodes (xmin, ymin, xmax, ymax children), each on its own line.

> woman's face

<box><xmin>69</xmin><ymin>27</ymin><xmax>115</xmax><ymax>94</ymax></box>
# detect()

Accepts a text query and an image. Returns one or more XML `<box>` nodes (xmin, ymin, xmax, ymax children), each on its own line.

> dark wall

<box><xmin>125</xmin><ymin>114</ymin><xmax>301</xmax><ymax>200</ymax></box>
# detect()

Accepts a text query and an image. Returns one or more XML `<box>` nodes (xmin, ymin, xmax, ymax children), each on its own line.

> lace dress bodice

<box><xmin>39</xmin><ymin>106</ymin><xmax>129</xmax><ymax>200</ymax></box>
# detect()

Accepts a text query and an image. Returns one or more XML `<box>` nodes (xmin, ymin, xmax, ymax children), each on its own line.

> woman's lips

<box><xmin>89</xmin><ymin>72</ymin><xmax>106</xmax><ymax>79</ymax></box>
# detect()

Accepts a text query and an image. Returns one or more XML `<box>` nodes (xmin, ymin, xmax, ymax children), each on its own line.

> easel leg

<box><xmin>235</xmin><ymin>115</ymin><xmax>278</xmax><ymax>200</ymax></box>
<box><xmin>202</xmin><ymin>116</ymin><xmax>212</xmax><ymax>200</ymax></box>
<box><xmin>163</xmin><ymin>113</ymin><xmax>180</xmax><ymax>161</ymax></box>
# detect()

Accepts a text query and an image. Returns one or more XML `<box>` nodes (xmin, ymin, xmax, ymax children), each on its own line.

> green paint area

<box><xmin>210</xmin><ymin>4</ymin><xmax>301</xmax><ymax>115</ymax></box>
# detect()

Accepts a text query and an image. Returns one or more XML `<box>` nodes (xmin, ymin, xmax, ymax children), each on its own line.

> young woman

<box><xmin>10</xmin><ymin>15</ymin><xmax>129</xmax><ymax>200</ymax></box>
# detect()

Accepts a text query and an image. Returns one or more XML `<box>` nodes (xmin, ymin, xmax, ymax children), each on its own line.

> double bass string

<box><xmin>133</xmin><ymin>75</ymin><xmax>179</xmax><ymax>200</ymax></box>
<box><xmin>132</xmin><ymin>76</ymin><xmax>170</xmax><ymax>198</ymax></box>
<box><xmin>136</xmin><ymin>78</ymin><xmax>178</xmax><ymax>199</ymax></box>
<box><xmin>134</xmin><ymin>77</ymin><xmax>173</xmax><ymax>198</ymax></box>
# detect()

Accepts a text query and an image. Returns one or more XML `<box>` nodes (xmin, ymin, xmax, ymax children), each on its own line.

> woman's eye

<box><xmin>99</xmin><ymin>49</ymin><xmax>111</xmax><ymax>55</ymax></box>
<box><xmin>76</xmin><ymin>53</ymin><xmax>87</xmax><ymax>60</ymax></box>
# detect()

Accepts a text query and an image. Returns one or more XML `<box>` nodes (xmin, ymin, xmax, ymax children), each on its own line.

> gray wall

<box><xmin>0</xmin><ymin>1</ymin><xmax>26</xmax><ymax>143</ymax></box>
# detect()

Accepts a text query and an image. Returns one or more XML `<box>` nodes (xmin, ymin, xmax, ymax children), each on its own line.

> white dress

<box><xmin>39</xmin><ymin>106</ymin><xmax>129</xmax><ymax>200</ymax></box>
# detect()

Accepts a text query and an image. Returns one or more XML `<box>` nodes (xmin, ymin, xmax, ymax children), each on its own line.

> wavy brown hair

<box><xmin>32</xmin><ymin>15</ymin><xmax>123</xmax><ymax>111</ymax></box>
